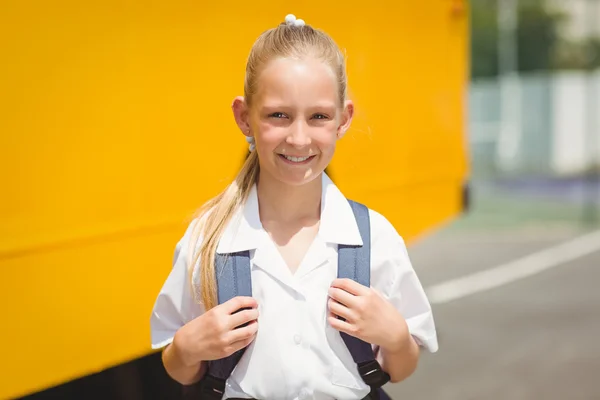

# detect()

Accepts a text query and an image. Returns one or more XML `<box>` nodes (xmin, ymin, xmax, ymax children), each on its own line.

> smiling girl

<box><xmin>150</xmin><ymin>14</ymin><xmax>438</xmax><ymax>400</ymax></box>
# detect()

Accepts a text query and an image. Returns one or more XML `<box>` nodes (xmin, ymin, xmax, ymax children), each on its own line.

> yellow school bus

<box><xmin>0</xmin><ymin>1</ymin><xmax>469</xmax><ymax>399</ymax></box>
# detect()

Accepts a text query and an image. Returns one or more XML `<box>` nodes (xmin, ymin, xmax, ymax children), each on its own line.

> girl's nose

<box><xmin>286</xmin><ymin>120</ymin><xmax>311</xmax><ymax>147</ymax></box>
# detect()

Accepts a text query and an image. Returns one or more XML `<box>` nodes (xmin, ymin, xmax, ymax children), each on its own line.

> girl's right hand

<box><xmin>171</xmin><ymin>296</ymin><xmax>259</xmax><ymax>367</ymax></box>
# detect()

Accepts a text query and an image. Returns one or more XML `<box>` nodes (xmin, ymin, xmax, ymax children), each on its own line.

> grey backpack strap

<box><xmin>338</xmin><ymin>200</ymin><xmax>391</xmax><ymax>393</ymax></box>
<box><xmin>200</xmin><ymin>251</ymin><xmax>252</xmax><ymax>399</ymax></box>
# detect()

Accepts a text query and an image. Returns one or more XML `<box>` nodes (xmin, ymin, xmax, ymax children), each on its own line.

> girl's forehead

<box><xmin>261</xmin><ymin>57</ymin><xmax>335</xmax><ymax>79</ymax></box>
<box><xmin>253</xmin><ymin>57</ymin><xmax>338</xmax><ymax>105</ymax></box>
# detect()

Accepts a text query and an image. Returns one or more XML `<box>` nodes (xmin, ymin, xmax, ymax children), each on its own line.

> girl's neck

<box><xmin>256</xmin><ymin>171</ymin><xmax>322</xmax><ymax>224</ymax></box>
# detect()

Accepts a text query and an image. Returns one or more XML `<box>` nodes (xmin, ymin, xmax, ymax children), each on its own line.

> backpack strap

<box><xmin>199</xmin><ymin>251</ymin><xmax>253</xmax><ymax>400</ymax></box>
<box><xmin>199</xmin><ymin>201</ymin><xmax>389</xmax><ymax>398</ymax></box>
<box><xmin>338</xmin><ymin>200</ymin><xmax>391</xmax><ymax>392</ymax></box>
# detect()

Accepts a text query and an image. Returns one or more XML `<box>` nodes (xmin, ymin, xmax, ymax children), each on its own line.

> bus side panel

<box><xmin>329</xmin><ymin>1</ymin><xmax>470</xmax><ymax>240</ymax></box>
<box><xmin>0</xmin><ymin>1</ymin><xmax>468</xmax><ymax>398</ymax></box>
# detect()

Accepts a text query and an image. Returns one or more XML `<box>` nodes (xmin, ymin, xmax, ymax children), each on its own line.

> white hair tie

<box><xmin>285</xmin><ymin>13</ymin><xmax>305</xmax><ymax>27</ymax></box>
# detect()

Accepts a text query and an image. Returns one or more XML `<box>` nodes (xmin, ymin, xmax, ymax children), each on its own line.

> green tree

<box><xmin>554</xmin><ymin>36</ymin><xmax>600</xmax><ymax>70</ymax></box>
<box><xmin>518</xmin><ymin>1</ymin><xmax>566</xmax><ymax>72</ymax></box>
<box><xmin>470</xmin><ymin>0</ymin><xmax>568</xmax><ymax>79</ymax></box>
<box><xmin>586</xmin><ymin>38</ymin><xmax>600</xmax><ymax>69</ymax></box>
<box><xmin>471</xmin><ymin>0</ymin><xmax>499</xmax><ymax>78</ymax></box>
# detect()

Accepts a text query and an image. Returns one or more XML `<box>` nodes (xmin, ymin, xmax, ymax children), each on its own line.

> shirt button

<box><xmin>293</xmin><ymin>334</ymin><xmax>302</xmax><ymax>345</ymax></box>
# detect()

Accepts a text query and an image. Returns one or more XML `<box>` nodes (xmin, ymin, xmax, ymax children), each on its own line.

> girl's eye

<box><xmin>312</xmin><ymin>114</ymin><xmax>329</xmax><ymax>120</ymax></box>
<box><xmin>269</xmin><ymin>112</ymin><xmax>287</xmax><ymax>119</ymax></box>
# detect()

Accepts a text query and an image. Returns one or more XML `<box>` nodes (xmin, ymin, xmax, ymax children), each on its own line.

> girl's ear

<box><xmin>337</xmin><ymin>100</ymin><xmax>354</xmax><ymax>139</ymax></box>
<box><xmin>232</xmin><ymin>96</ymin><xmax>252</xmax><ymax>136</ymax></box>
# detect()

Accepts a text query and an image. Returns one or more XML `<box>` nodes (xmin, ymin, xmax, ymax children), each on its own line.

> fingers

<box><xmin>331</xmin><ymin>278</ymin><xmax>368</xmax><ymax>296</ymax></box>
<box><xmin>328</xmin><ymin>286</ymin><xmax>358</xmax><ymax>309</ymax></box>
<box><xmin>327</xmin><ymin>311</ymin><xmax>355</xmax><ymax>335</ymax></box>
<box><xmin>226</xmin><ymin>334</ymin><xmax>257</xmax><ymax>356</ymax></box>
<box><xmin>223</xmin><ymin>296</ymin><xmax>258</xmax><ymax>314</ymax></box>
<box><xmin>221</xmin><ymin>331</ymin><xmax>257</xmax><ymax>358</ymax></box>
<box><xmin>228</xmin><ymin>307</ymin><xmax>259</xmax><ymax>330</ymax></box>
<box><xmin>227</xmin><ymin>319</ymin><xmax>258</xmax><ymax>345</ymax></box>
<box><xmin>328</xmin><ymin>298</ymin><xmax>355</xmax><ymax>322</ymax></box>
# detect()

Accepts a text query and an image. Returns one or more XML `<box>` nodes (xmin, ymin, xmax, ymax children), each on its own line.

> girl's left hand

<box><xmin>327</xmin><ymin>278</ymin><xmax>410</xmax><ymax>353</ymax></box>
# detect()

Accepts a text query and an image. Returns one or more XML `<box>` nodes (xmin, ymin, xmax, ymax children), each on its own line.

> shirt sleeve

<box><xmin>369</xmin><ymin>210</ymin><xmax>439</xmax><ymax>353</ymax></box>
<box><xmin>150</xmin><ymin>219</ymin><xmax>205</xmax><ymax>350</ymax></box>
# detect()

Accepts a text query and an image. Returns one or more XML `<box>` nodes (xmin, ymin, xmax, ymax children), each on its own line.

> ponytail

<box><xmin>189</xmin><ymin>150</ymin><xmax>259</xmax><ymax>310</ymax></box>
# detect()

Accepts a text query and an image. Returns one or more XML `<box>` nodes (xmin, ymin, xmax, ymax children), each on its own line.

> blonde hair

<box><xmin>191</xmin><ymin>20</ymin><xmax>348</xmax><ymax>310</ymax></box>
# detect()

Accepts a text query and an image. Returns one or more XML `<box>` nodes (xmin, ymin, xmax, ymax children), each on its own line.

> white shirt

<box><xmin>150</xmin><ymin>173</ymin><xmax>438</xmax><ymax>400</ymax></box>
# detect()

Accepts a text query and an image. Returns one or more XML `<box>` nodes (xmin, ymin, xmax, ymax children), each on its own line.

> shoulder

<box><xmin>173</xmin><ymin>209</ymin><xmax>215</xmax><ymax>267</ymax></box>
<box><xmin>367</xmin><ymin>208</ymin><xmax>406</xmax><ymax>245</ymax></box>
<box><xmin>365</xmin><ymin>207</ymin><xmax>409</xmax><ymax>260</ymax></box>
<box><xmin>180</xmin><ymin>215</ymin><xmax>205</xmax><ymax>254</ymax></box>
<box><xmin>346</xmin><ymin>199</ymin><xmax>406</xmax><ymax>249</ymax></box>
<box><xmin>149</xmin><ymin>216</ymin><xmax>207</xmax><ymax>349</ymax></box>
<box><xmin>166</xmin><ymin>215</ymin><xmax>207</xmax><ymax>294</ymax></box>
<box><xmin>364</xmin><ymin>206</ymin><xmax>439</xmax><ymax>353</ymax></box>
<box><xmin>361</xmin><ymin>206</ymin><xmax>413</xmax><ymax>294</ymax></box>
<box><xmin>344</xmin><ymin>199</ymin><xmax>408</xmax><ymax>259</ymax></box>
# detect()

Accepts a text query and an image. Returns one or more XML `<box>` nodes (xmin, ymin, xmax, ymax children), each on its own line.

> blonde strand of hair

<box><xmin>189</xmin><ymin>151</ymin><xmax>259</xmax><ymax>310</ymax></box>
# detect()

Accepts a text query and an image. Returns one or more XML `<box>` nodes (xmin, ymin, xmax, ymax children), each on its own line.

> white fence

<box><xmin>468</xmin><ymin>70</ymin><xmax>600</xmax><ymax>178</ymax></box>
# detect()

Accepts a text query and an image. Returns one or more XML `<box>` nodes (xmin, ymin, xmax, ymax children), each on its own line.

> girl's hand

<box><xmin>172</xmin><ymin>296</ymin><xmax>259</xmax><ymax>367</ymax></box>
<box><xmin>327</xmin><ymin>278</ymin><xmax>410</xmax><ymax>353</ymax></box>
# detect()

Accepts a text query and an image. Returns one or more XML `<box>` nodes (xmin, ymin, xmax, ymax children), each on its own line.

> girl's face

<box><xmin>233</xmin><ymin>57</ymin><xmax>353</xmax><ymax>187</ymax></box>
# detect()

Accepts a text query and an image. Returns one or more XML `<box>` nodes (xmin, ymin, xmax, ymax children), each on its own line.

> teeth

<box><xmin>283</xmin><ymin>155</ymin><xmax>310</xmax><ymax>162</ymax></box>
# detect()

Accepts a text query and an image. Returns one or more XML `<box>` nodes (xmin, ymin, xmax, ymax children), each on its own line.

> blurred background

<box><xmin>1</xmin><ymin>0</ymin><xmax>599</xmax><ymax>399</ymax></box>
<box><xmin>388</xmin><ymin>0</ymin><xmax>600</xmax><ymax>399</ymax></box>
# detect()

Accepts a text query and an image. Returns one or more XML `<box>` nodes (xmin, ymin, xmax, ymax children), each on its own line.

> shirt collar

<box><xmin>215</xmin><ymin>173</ymin><xmax>363</xmax><ymax>255</ymax></box>
<box><xmin>318</xmin><ymin>173</ymin><xmax>364</xmax><ymax>246</ymax></box>
<box><xmin>216</xmin><ymin>183</ymin><xmax>264</xmax><ymax>254</ymax></box>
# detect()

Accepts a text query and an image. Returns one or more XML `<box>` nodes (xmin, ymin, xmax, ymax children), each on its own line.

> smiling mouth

<box><xmin>278</xmin><ymin>154</ymin><xmax>316</xmax><ymax>164</ymax></box>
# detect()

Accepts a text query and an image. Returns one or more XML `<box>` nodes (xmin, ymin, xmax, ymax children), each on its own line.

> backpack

<box><xmin>197</xmin><ymin>200</ymin><xmax>391</xmax><ymax>400</ymax></box>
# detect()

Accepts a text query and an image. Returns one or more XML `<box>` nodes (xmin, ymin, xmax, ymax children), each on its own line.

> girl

<box><xmin>150</xmin><ymin>14</ymin><xmax>438</xmax><ymax>400</ymax></box>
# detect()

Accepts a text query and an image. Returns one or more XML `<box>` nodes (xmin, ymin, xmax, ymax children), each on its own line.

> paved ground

<box><xmin>383</xmin><ymin>186</ymin><xmax>600</xmax><ymax>400</ymax></box>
